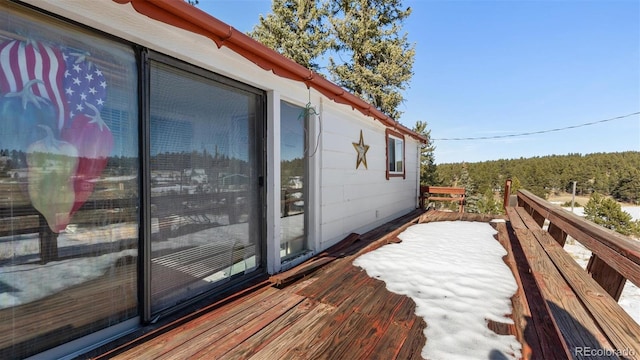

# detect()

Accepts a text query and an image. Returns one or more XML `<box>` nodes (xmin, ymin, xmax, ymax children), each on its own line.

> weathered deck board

<box><xmin>517</xmin><ymin>190</ymin><xmax>640</xmax><ymax>287</ymax></box>
<box><xmin>538</xmin><ymin>232</ymin><xmax>640</xmax><ymax>356</ymax></box>
<box><xmin>496</xmin><ymin>218</ymin><xmax>571</xmax><ymax>360</ymax></box>
<box><xmin>218</xmin><ymin>298</ymin><xmax>320</xmax><ymax>359</ymax></box>
<box><xmin>172</xmin><ymin>291</ymin><xmax>306</xmax><ymax>359</ymax></box>
<box><xmin>368</xmin><ymin>322</ymin><xmax>411</xmax><ymax>359</ymax></box>
<box><xmin>396</xmin><ymin>316</ymin><xmax>428</xmax><ymax>360</ymax></box>
<box><xmin>418</xmin><ymin>209</ymin><xmax>503</xmax><ymax>224</ymax></box>
<box><xmin>390</xmin><ymin>296</ymin><xmax>419</xmax><ymax>329</ymax></box>
<box><xmin>91</xmin><ymin>211</ymin><xmax>430</xmax><ymax>360</ymax></box>
<box><xmin>115</xmin><ymin>286</ymin><xmax>280</xmax><ymax>359</ymax></box>
<box><xmin>307</xmin><ymin>302</ymin><xmax>387</xmax><ymax>359</ymax></box>
<box><xmin>242</xmin><ymin>302</ymin><xmax>337</xmax><ymax>359</ymax></box>
<box><xmin>317</xmin><ymin>269</ymin><xmax>377</xmax><ymax>307</ymax></box>
<box><xmin>269</xmin><ymin>256</ymin><xmax>335</xmax><ymax>286</ymax></box>
<box><xmin>296</xmin><ymin>259</ymin><xmax>364</xmax><ymax>302</ymax></box>
<box><xmin>269</xmin><ymin>232</ymin><xmax>360</xmax><ymax>286</ymax></box>
<box><xmin>508</xmin><ymin>207</ymin><xmax>618</xmax><ymax>358</ymax></box>
<box><xmin>494</xmin><ymin>221</ymin><xmax>542</xmax><ymax>359</ymax></box>
<box><xmin>512</xmin><ymin>205</ymin><xmax>640</xmax><ymax>356</ymax></box>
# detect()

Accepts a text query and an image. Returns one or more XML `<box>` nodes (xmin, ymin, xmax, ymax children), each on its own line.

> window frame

<box><xmin>144</xmin><ymin>50</ymin><xmax>268</xmax><ymax>319</ymax></box>
<box><xmin>279</xmin><ymin>100</ymin><xmax>309</xmax><ymax>261</ymax></box>
<box><xmin>385</xmin><ymin>129</ymin><xmax>406</xmax><ymax>180</ymax></box>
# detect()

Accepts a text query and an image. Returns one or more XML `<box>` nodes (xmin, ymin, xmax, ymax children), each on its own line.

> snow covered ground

<box><xmin>621</xmin><ymin>206</ymin><xmax>639</xmax><ymax>220</ymax></box>
<box><xmin>565</xmin><ymin>205</ymin><xmax>640</xmax><ymax>220</ymax></box>
<box><xmin>0</xmin><ymin>222</ymin><xmax>141</xmax><ymax>309</ymax></box>
<box><xmin>354</xmin><ymin>221</ymin><xmax>521</xmax><ymax>360</ymax></box>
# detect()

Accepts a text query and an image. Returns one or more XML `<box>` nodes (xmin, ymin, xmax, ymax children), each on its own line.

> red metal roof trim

<box><xmin>113</xmin><ymin>0</ymin><xmax>426</xmax><ymax>143</ymax></box>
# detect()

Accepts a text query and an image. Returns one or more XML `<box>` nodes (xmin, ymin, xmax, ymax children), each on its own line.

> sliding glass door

<box><xmin>0</xmin><ymin>4</ymin><xmax>139</xmax><ymax>358</ymax></box>
<box><xmin>148</xmin><ymin>58</ymin><xmax>264</xmax><ymax>314</ymax></box>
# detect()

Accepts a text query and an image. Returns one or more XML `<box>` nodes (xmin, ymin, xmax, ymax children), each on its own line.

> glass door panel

<box><xmin>280</xmin><ymin>101</ymin><xmax>307</xmax><ymax>260</ymax></box>
<box><xmin>149</xmin><ymin>61</ymin><xmax>263</xmax><ymax>314</ymax></box>
<box><xmin>0</xmin><ymin>4</ymin><xmax>139</xmax><ymax>358</ymax></box>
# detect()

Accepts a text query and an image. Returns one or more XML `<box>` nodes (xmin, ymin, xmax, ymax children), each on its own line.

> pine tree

<box><xmin>249</xmin><ymin>0</ymin><xmax>331</xmax><ymax>71</ymax></box>
<box><xmin>412</xmin><ymin>120</ymin><xmax>438</xmax><ymax>185</ymax></box>
<box><xmin>248</xmin><ymin>0</ymin><xmax>414</xmax><ymax>120</ymax></box>
<box><xmin>328</xmin><ymin>0</ymin><xmax>415</xmax><ymax>119</ymax></box>
<box><xmin>457</xmin><ymin>162</ymin><xmax>479</xmax><ymax>213</ymax></box>
<box><xmin>510</xmin><ymin>176</ymin><xmax>522</xmax><ymax>194</ymax></box>
<box><xmin>612</xmin><ymin>169</ymin><xmax>640</xmax><ymax>204</ymax></box>
<box><xmin>583</xmin><ymin>192</ymin><xmax>639</xmax><ymax>236</ymax></box>
<box><xmin>477</xmin><ymin>189</ymin><xmax>503</xmax><ymax>215</ymax></box>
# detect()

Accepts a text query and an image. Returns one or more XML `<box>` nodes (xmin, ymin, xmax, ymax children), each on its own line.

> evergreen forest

<box><xmin>434</xmin><ymin>151</ymin><xmax>640</xmax><ymax>204</ymax></box>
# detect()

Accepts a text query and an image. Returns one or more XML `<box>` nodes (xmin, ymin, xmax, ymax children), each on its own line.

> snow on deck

<box><xmin>354</xmin><ymin>221</ymin><xmax>521</xmax><ymax>360</ymax></box>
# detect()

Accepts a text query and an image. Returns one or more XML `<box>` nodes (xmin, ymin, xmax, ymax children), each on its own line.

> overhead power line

<box><xmin>433</xmin><ymin>111</ymin><xmax>640</xmax><ymax>141</ymax></box>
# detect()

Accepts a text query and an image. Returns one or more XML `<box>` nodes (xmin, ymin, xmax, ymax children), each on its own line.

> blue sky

<box><xmin>198</xmin><ymin>0</ymin><xmax>640</xmax><ymax>164</ymax></box>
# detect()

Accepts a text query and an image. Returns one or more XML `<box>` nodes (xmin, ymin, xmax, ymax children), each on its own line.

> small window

<box><xmin>386</xmin><ymin>129</ymin><xmax>405</xmax><ymax>179</ymax></box>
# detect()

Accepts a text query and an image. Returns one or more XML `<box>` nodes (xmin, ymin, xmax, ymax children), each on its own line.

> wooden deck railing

<box><xmin>507</xmin><ymin>189</ymin><xmax>640</xmax><ymax>358</ymax></box>
<box><xmin>516</xmin><ymin>189</ymin><xmax>640</xmax><ymax>300</ymax></box>
<box><xmin>419</xmin><ymin>186</ymin><xmax>466</xmax><ymax>213</ymax></box>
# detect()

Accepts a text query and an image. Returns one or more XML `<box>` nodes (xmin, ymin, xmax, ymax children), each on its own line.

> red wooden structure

<box><xmin>420</xmin><ymin>186</ymin><xmax>466</xmax><ymax>212</ymax></box>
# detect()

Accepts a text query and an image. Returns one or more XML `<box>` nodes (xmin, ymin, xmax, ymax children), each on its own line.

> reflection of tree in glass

<box><xmin>281</xmin><ymin>157</ymin><xmax>304</xmax><ymax>188</ymax></box>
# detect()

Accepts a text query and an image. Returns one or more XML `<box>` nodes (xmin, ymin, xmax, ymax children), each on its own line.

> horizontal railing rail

<box><xmin>420</xmin><ymin>185</ymin><xmax>466</xmax><ymax>213</ymax></box>
<box><xmin>516</xmin><ymin>189</ymin><xmax>640</xmax><ymax>299</ymax></box>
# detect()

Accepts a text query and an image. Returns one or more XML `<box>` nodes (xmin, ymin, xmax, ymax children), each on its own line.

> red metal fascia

<box><xmin>113</xmin><ymin>0</ymin><xmax>426</xmax><ymax>143</ymax></box>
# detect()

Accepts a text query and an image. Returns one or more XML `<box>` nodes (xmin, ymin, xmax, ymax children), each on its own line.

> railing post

<box><xmin>419</xmin><ymin>185</ymin><xmax>428</xmax><ymax>209</ymax></box>
<box><xmin>587</xmin><ymin>255</ymin><xmax>627</xmax><ymax>300</ymax></box>
<box><xmin>547</xmin><ymin>222</ymin><xmax>568</xmax><ymax>246</ymax></box>
<box><xmin>503</xmin><ymin>179</ymin><xmax>512</xmax><ymax>209</ymax></box>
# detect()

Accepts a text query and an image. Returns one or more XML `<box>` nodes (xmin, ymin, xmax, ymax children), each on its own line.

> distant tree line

<box><xmin>434</xmin><ymin>152</ymin><xmax>640</xmax><ymax>204</ymax></box>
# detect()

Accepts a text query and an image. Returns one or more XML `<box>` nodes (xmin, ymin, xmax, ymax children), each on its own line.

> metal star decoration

<box><xmin>352</xmin><ymin>130</ymin><xmax>370</xmax><ymax>169</ymax></box>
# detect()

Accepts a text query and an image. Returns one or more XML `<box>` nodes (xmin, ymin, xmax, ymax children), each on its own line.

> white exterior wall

<box><xmin>319</xmin><ymin>103</ymin><xmax>420</xmax><ymax>249</ymax></box>
<box><xmin>24</xmin><ymin>0</ymin><xmax>421</xmax><ymax>269</ymax></box>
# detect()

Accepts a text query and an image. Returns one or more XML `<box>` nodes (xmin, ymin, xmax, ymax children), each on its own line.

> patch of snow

<box><xmin>563</xmin><ymin>206</ymin><xmax>640</xmax><ymax>221</ymax></box>
<box><xmin>563</xmin><ymin>241</ymin><xmax>591</xmax><ymax>268</ymax></box>
<box><xmin>353</xmin><ymin>221</ymin><xmax>521</xmax><ymax>360</ymax></box>
<box><xmin>622</xmin><ymin>206</ymin><xmax>640</xmax><ymax>221</ymax></box>
<box><xmin>619</xmin><ymin>282</ymin><xmax>640</xmax><ymax>324</ymax></box>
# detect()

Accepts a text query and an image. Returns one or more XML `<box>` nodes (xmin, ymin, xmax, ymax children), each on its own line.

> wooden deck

<box><xmin>85</xmin><ymin>196</ymin><xmax>640</xmax><ymax>360</ymax></box>
<box><xmin>87</xmin><ymin>210</ymin><xmax>507</xmax><ymax>360</ymax></box>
